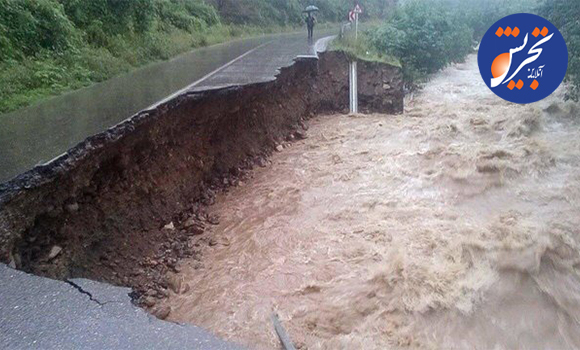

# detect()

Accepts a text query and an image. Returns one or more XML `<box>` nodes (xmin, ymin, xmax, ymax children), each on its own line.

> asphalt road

<box><xmin>0</xmin><ymin>30</ymin><xmax>335</xmax><ymax>184</ymax></box>
<box><xmin>0</xmin><ymin>264</ymin><xmax>243</xmax><ymax>350</ymax></box>
<box><xmin>0</xmin><ymin>32</ymin><xmax>335</xmax><ymax>350</ymax></box>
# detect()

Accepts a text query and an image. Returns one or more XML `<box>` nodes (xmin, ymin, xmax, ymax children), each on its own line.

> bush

<box><xmin>0</xmin><ymin>0</ymin><xmax>78</xmax><ymax>56</ymax></box>
<box><xmin>179</xmin><ymin>0</ymin><xmax>220</xmax><ymax>26</ymax></box>
<box><xmin>367</xmin><ymin>0</ymin><xmax>473</xmax><ymax>83</ymax></box>
<box><xmin>539</xmin><ymin>0</ymin><xmax>580</xmax><ymax>100</ymax></box>
<box><xmin>366</xmin><ymin>0</ymin><xmax>544</xmax><ymax>84</ymax></box>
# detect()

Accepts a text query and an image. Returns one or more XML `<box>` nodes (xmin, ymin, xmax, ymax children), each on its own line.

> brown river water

<box><xmin>164</xmin><ymin>54</ymin><xmax>580</xmax><ymax>349</ymax></box>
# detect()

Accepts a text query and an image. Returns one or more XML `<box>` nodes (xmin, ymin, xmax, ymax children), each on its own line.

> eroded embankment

<box><xmin>162</xmin><ymin>55</ymin><xmax>580</xmax><ymax>349</ymax></box>
<box><xmin>0</xmin><ymin>51</ymin><xmax>402</xmax><ymax>302</ymax></box>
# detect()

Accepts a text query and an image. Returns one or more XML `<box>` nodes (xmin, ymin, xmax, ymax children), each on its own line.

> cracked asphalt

<box><xmin>0</xmin><ymin>264</ymin><xmax>243</xmax><ymax>349</ymax></box>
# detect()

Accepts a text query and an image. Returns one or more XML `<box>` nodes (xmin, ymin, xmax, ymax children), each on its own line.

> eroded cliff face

<box><xmin>0</xmin><ymin>51</ymin><xmax>402</xmax><ymax>295</ymax></box>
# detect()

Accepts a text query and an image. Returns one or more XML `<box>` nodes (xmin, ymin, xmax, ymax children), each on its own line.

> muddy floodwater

<box><xmin>164</xmin><ymin>55</ymin><xmax>580</xmax><ymax>349</ymax></box>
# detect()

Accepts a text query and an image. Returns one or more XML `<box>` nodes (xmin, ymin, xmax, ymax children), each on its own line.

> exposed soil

<box><xmin>0</xmin><ymin>51</ymin><xmax>402</xmax><ymax>310</ymax></box>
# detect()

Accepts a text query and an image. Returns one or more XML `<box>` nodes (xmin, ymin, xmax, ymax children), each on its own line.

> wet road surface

<box><xmin>0</xmin><ymin>264</ymin><xmax>243</xmax><ymax>349</ymax></box>
<box><xmin>164</xmin><ymin>55</ymin><xmax>580</xmax><ymax>349</ymax></box>
<box><xmin>0</xmin><ymin>30</ymin><xmax>334</xmax><ymax>183</ymax></box>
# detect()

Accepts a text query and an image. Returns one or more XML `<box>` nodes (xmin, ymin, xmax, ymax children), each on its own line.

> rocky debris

<box><xmin>166</xmin><ymin>274</ymin><xmax>183</xmax><ymax>294</ymax></box>
<box><xmin>256</xmin><ymin>157</ymin><xmax>269</xmax><ymax>168</ymax></box>
<box><xmin>294</xmin><ymin>130</ymin><xmax>307</xmax><ymax>140</ymax></box>
<box><xmin>142</xmin><ymin>296</ymin><xmax>157</xmax><ymax>307</ymax></box>
<box><xmin>276</xmin><ymin>144</ymin><xmax>284</xmax><ymax>152</ymax></box>
<box><xmin>206</xmin><ymin>214</ymin><xmax>220</xmax><ymax>226</ymax></box>
<box><xmin>65</xmin><ymin>202</ymin><xmax>79</xmax><ymax>213</ymax></box>
<box><xmin>183</xmin><ymin>217</ymin><xmax>195</xmax><ymax>228</ymax></box>
<box><xmin>151</xmin><ymin>305</ymin><xmax>171</xmax><ymax>320</ymax></box>
<box><xmin>188</xmin><ymin>224</ymin><xmax>205</xmax><ymax>236</ymax></box>
<box><xmin>48</xmin><ymin>246</ymin><xmax>62</xmax><ymax>260</ymax></box>
<box><xmin>131</xmin><ymin>205</ymin><xmax>220</xmax><ymax>308</ymax></box>
<box><xmin>163</xmin><ymin>222</ymin><xmax>175</xmax><ymax>231</ymax></box>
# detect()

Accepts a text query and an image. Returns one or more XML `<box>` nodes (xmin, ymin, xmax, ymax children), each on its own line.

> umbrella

<box><xmin>303</xmin><ymin>5</ymin><xmax>319</xmax><ymax>13</ymax></box>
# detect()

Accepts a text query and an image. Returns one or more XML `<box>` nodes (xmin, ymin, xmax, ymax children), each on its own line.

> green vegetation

<box><xmin>364</xmin><ymin>0</ymin><xmax>542</xmax><ymax>85</ymax></box>
<box><xmin>2</xmin><ymin>0</ymin><xmax>577</xmax><ymax>112</ymax></box>
<box><xmin>366</xmin><ymin>0</ymin><xmax>472</xmax><ymax>83</ymax></box>
<box><xmin>540</xmin><ymin>0</ymin><xmax>580</xmax><ymax>101</ymax></box>
<box><xmin>0</xmin><ymin>0</ymin><xmax>274</xmax><ymax>113</ymax></box>
<box><xmin>0</xmin><ymin>0</ymin><xmax>395</xmax><ymax>114</ymax></box>
<box><xmin>331</xmin><ymin>31</ymin><xmax>400</xmax><ymax>67</ymax></box>
<box><xmin>206</xmin><ymin>0</ymin><xmax>395</xmax><ymax>26</ymax></box>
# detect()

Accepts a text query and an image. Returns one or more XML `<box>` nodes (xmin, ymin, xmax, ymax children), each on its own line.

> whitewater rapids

<box><xmin>163</xmin><ymin>54</ymin><xmax>580</xmax><ymax>349</ymax></box>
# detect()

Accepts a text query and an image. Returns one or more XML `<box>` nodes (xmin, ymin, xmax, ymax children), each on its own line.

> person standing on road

<box><xmin>306</xmin><ymin>13</ymin><xmax>316</xmax><ymax>40</ymax></box>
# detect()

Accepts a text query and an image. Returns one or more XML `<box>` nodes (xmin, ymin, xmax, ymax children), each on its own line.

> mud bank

<box><xmin>0</xmin><ymin>51</ymin><xmax>402</xmax><ymax>299</ymax></box>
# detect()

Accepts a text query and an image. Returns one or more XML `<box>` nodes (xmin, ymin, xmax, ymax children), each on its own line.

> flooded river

<box><xmin>164</xmin><ymin>55</ymin><xmax>580</xmax><ymax>349</ymax></box>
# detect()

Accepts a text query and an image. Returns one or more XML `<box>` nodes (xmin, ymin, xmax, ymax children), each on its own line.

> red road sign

<box><xmin>349</xmin><ymin>10</ymin><xmax>356</xmax><ymax>22</ymax></box>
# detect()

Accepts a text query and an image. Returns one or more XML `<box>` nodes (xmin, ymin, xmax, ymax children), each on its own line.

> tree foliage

<box><xmin>0</xmin><ymin>0</ymin><xmax>78</xmax><ymax>58</ymax></box>
<box><xmin>204</xmin><ymin>0</ymin><xmax>397</xmax><ymax>26</ymax></box>
<box><xmin>0</xmin><ymin>0</ymin><xmax>222</xmax><ymax>59</ymax></box>
<box><xmin>367</xmin><ymin>0</ymin><xmax>473</xmax><ymax>82</ymax></box>
<box><xmin>366</xmin><ymin>0</ymin><xmax>544</xmax><ymax>84</ymax></box>
<box><xmin>539</xmin><ymin>0</ymin><xmax>580</xmax><ymax>100</ymax></box>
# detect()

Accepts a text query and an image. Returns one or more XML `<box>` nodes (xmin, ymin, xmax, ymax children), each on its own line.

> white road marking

<box><xmin>143</xmin><ymin>41</ymin><xmax>273</xmax><ymax>111</ymax></box>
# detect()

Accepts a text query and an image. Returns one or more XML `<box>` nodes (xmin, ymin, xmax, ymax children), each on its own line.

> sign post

<box><xmin>353</xmin><ymin>4</ymin><xmax>362</xmax><ymax>40</ymax></box>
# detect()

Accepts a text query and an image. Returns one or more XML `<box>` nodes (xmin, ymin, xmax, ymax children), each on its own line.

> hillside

<box><xmin>0</xmin><ymin>0</ymin><xmax>393</xmax><ymax>113</ymax></box>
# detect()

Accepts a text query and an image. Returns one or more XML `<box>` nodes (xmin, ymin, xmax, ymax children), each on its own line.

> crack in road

<box><xmin>65</xmin><ymin>279</ymin><xmax>108</xmax><ymax>306</ymax></box>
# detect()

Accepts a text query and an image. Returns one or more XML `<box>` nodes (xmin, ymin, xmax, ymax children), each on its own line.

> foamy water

<box><xmin>163</xmin><ymin>55</ymin><xmax>580</xmax><ymax>349</ymax></box>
